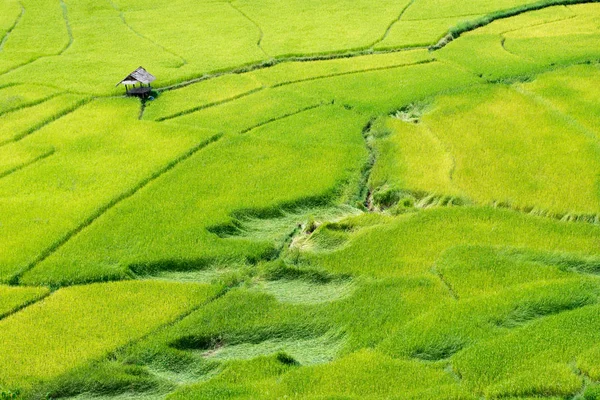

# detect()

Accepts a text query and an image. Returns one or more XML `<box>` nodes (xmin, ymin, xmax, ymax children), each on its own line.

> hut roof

<box><xmin>117</xmin><ymin>66</ymin><xmax>156</xmax><ymax>86</ymax></box>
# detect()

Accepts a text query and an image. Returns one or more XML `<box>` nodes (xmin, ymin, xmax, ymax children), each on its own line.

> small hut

<box><xmin>117</xmin><ymin>66</ymin><xmax>155</xmax><ymax>98</ymax></box>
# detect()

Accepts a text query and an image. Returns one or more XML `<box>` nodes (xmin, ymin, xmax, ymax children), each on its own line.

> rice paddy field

<box><xmin>2</xmin><ymin>0</ymin><xmax>600</xmax><ymax>398</ymax></box>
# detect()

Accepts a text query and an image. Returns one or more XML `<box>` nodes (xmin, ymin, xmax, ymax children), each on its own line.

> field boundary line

<box><xmin>0</xmin><ymin>92</ymin><xmax>61</xmax><ymax>119</ymax></box>
<box><xmin>0</xmin><ymin>148</ymin><xmax>55</xmax><ymax>180</ymax></box>
<box><xmin>499</xmin><ymin>37</ymin><xmax>536</xmax><ymax>62</ymax></box>
<box><xmin>422</xmin><ymin>123</ymin><xmax>458</xmax><ymax>184</ymax></box>
<box><xmin>431</xmin><ymin>265</ymin><xmax>459</xmax><ymax>300</ymax></box>
<box><xmin>156</xmin><ymin>87</ymin><xmax>265</xmax><ymax>121</ymax></box>
<box><xmin>107</xmin><ymin>0</ymin><xmax>187</xmax><ymax>67</ymax></box>
<box><xmin>156</xmin><ymin>46</ymin><xmax>429</xmax><ymax>93</ymax></box>
<box><xmin>371</xmin><ymin>0</ymin><xmax>416</xmax><ymax>48</ymax></box>
<box><xmin>239</xmin><ymin>102</ymin><xmax>328</xmax><ymax>134</ymax></box>
<box><xmin>0</xmin><ymin>96</ymin><xmax>92</xmax><ymax>147</ymax></box>
<box><xmin>272</xmin><ymin>59</ymin><xmax>435</xmax><ymax>88</ymax></box>
<box><xmin>512</xmin><ymin>85</ymin><xmax>600</xmax><ymax>144</ymax></box>
<box><xmin>0</xmin><ymin>290</ymin><xmax>52</xmax><ymax>322</ymax></box>
<box><xmin>0</xmin><ymin>1</ymin><xmax>24</xmax><ymax>52</ymax></box>
<box><xmin>94</xmin><ymin>282</ymin><xmax>233</xmax><ymax>381</ymax></box>
<box><xmin>154</xmin><ymin>58</ymin><xmax>435</xmax><ymax>122</ymax></box>
<box><xmin>499</xmin><ymin>12</ymin><xmax>577</xmax><ymax>35</ymax></box>
<box><xmin>59</xmin><ymin>0</ymin><xmax>73</xmax><ymax>55</ymax></box>
<box><xmin>9</xmin><ymin>133</ymin><xmax>224</xmax><ymax>285</ymax></box>
<box><xmin>0</xmin><ymin>0</ymin><xmax>74</xmax><ymax>78</ymax></box>
<box><xmin>229</xmin><ymin>1</ymin><xmax>269</xmax><ymax>57</ymax></box>
<box><xmin>430</xmin><ymin>0</ymin><xmax>600</xmax><ymax>50</ymax></box>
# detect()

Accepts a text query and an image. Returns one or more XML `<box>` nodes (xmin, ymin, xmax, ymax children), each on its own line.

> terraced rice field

<box><xmin>2</xmin><ymin>0</ymin><xmax>600</xmax><ymax>398</ymax></box>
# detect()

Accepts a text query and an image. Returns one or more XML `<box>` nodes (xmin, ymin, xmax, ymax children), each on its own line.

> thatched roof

<box><xmin>117</xmin><ymin>66</ymin><xmax>156</xmax><ymax>86</ymax></box>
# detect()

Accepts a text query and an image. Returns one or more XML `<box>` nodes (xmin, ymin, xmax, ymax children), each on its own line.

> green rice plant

<box><xmin>322</xmin><ymin>276</ymin><xmax>453</xmax><ymax>352</ymax></box>
<box><xmin>0</xmin><ymin>285</ymin><xmax>49</xmax><ymax>320</ymax></box>
<box><xmin>472</xmin><ymin>5</ymin><xmax>576</xmax><ymax>35</ymax></box>
<box><xmin>0</xmin><ymin>94</ymin><xmax>86</xmax><ymax>144</ymax></box>
<box><xmin>375</xmin><ymin>16</ymin><xmax>485</xmax><ymax>49</ymax></box>
<box><xmin>168</xmin><ymin>349</ymin><xmax>471</xmax><ymax>400</ymax></box>
<box><xmin>126</xmin><ymin>288</ymin><xmax>331</xmax><ymax>368</ymax></box>
<box><xmin>436</xmin><ymin>33</ymin><xmax>545</xmax><ymax>81</ymax></box>
<box><xmin>112</xmin><ymin>0</ymin><xmax>267</xmax><ymax>84</ymax></box>
<box><xmin>454</xmin><ymin>303</ymin><xmax>600</xmax><ymax>398</ymax></box>
<box><xmin>379</xmin><ymin>278</ymin><xmax>599</xmax><ymax>361</ymax></box>
<box><xmin>0</xmin><ymin>98</ymin><xmax>218</xmax><ymax>283</ymax></box>
<box><xmin>308</xmin><ymin>207</ymin><xmax>600</xmax><ymax>278</ymax></box>
<box><xmin>522</xmin><ymin>64</ymin><xmax>600</xmax><ymax>140</ymax></box>
<box><xmin>0</xmin><ymin>142</ymin><xmax>54</xmax><ymax>179</ymax></box>
<box><xmin>434</xmin><ymin>245</ymin><xmax>572</xmax><ymax>298</ymax></box>
<box><xmin>419</xmin><ymin>85</ymin><xmax>600</xmax><ymax>214</ymax></box>
<box><xmin>0</xmin><ymin>0</ymin><xmax>212</xmax><ymax>95</ymax></box>
<box><xmin>228</xmin><ymin>0</ymin><xmax>413</xmax><ymax>56</ymax></box>
<box><xmin>0</xmin><ymin>0</ymin><xmax>21</xmax><ymax>37</ymax></box>
<box><xmin>21</xmin><ymin>106</ymin><xmax>369</xmax><ymax>285</ymax></box>
<box><xmin>286</xmin><ymin>60</ymin><xmax>481</xmax><ymax>115</ymax></box>
<box><xmin>144</xmin><ymin>74</ymin><xmax>263</xmax><ymax>121</ymax></box>
<box><xmin>499</xmin><ymin>5</ymin><xmax>600</xmax><ymax>66</ymax></box>
<box><xmin>369</xmin><ymin>116</ymin><xmax>459</xmax><ymax>198</ymax></box>
<box><xmin>0</xmin><ymin>84</ymin><xmax>59</xmax><ymax>116</ymax></box>
<box><xmin>169</xmin><ymin>85</ymin><xmax>325</xmax><ymax>133</ymax></box>
<box><xmin>248</xmin><ymin>49</ymin><xmax>433</xmax><ymax>87</ymax></box>
<box><xmin>402</xmin><ymin>0</ymin><xmax>539</xmax><ymax>20</ymax></box>
<box><xmin>0</xmin><ymin>280</ymin><xmax>218</xmax><ymax>393</ymax></box>
<box><xmin>439</xmin><ymin>0</ymin><xmax>600</xmax><ymax>41</ymax></box>
<box><xmin>0</xmin><ymin>0</ymin><xmax>69</xmax><ymax>74</ymax></box>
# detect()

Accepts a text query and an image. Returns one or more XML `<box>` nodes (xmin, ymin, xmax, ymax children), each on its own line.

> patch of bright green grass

<box><xmin>0</xmin><ymin>280</ymin><xmax>218</xmax><ymax>393</ymax></box>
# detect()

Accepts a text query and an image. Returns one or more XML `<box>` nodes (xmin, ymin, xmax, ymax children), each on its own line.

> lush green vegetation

<box><xmin>2</xmin><ymin>0</ymin><xmax>600</xmax><ymax>399</ymax></box>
